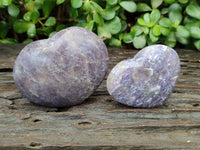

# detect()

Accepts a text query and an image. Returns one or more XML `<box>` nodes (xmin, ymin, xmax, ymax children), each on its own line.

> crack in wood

<box><xmin>29</xmin><ymin>142</ymin><xmax>42</xmax><ymax>148</ymax></box>
<box><xmin>33</xmin><ymin>119</ymin><xmax>42</xmax><ymax>123</ymax></box>
<box><xmin>0</xmin><ymin>68</ymin><xmax>13</xmax><ymax>72</ymax></box>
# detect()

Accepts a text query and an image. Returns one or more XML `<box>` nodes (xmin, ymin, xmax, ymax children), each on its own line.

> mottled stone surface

<box><xmin>13</xmin><ymin>27</ymin><xmax>109</xmax><ymax>107</ymax></box>
<box><xmin>107</xmin><ymin>45</ymin><xmax>180</xmax><ymax>108</ymax></box>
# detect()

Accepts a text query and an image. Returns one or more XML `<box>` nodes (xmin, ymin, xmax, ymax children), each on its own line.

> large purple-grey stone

<box><xmin>107</xmin><ymin>44</ymin><xmax>180</xmax><ymax>108</ymax></box>
<box><xmin>13</xmin><ymin>27</ymin><xmax>109</xmax><ymax>107</ymax></box>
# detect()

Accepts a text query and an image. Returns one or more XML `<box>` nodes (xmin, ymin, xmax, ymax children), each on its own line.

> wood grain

<box><xmin>0</xmin><ymin>44</ymin><xmax>200</xmax><ymax>149</ymax></box>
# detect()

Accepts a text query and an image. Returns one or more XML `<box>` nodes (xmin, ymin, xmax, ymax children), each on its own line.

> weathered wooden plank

<box><xmin>0</xmin><ymin>44</ymin><xmax>200</xmax><ymax>149</ymax></box>
<box><xmin>0</xmin><ymin>44</ymin><xmax>25</xmax><ymax>69</ymax></box>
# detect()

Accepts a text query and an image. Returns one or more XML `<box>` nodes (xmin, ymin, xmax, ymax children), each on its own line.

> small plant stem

<box><xmin>38</xmin><ymin>19</ymin><xmax>45</xmax><ymax>28</ymax></box>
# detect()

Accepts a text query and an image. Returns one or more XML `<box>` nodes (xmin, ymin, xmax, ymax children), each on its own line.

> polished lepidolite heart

<box><xmin>107</xmin><ymin>44</ymin><xmax>180</xmax><ymax>108</ymax></box>
<box><xmin>13</xmin><ymin>27</ymin><xmax>109</xmax><ymax>107</ymax></box>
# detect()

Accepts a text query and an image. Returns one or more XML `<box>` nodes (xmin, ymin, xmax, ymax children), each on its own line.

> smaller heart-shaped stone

<box><xmin>107</xmin><ymin>44</ymin><xmax>180</xmax><ymax>108</ymax></box>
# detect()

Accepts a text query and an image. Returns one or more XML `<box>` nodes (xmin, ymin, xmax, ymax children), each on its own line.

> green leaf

<box><xmin>150</xmin><ymin>9</ymin><xmax>161</xmax><ymax>25</ymax></box>
<box><xmin>159</xmin><ymin>17</ymin><xmax>172</xmax><ymax>28</ymax></box>
<box><xmin>194</xmin><ymin>40</ymin><xmax>200</xmax><ymax>50</ymax></box>
<box><xmin>106</xmin><ymin>0</ymin><xmax>118</xmax><ymax>6</ymax></box>
<box><xmin>138</xmin><ymin>18</ymin><xmax>146</xmax><ymax>26</ymax></box>
<box><xmin>151</xmin><ymin>0</ymin><xmax>163</xmax><ymax>8</ymax></box>
<box><xmin>76</xmin><ymin>18</ymin><xmax>87</xmax><ymax>27</ymax></box>
<box><xmin>176</xmin><ymin>26</ymin><xmax>190</xmax><ymax>45</ymax></box>
<box><xmin>186</xmin><ymin>23</ymin><xmax>200</xmax><ymax>39</ymax></box>
<box><xmin>37</xmin><ymin>26</ymin><xmax>54</xmax><ymax>36</ymax></box>
<box><xmin>34</xmin><ymin>0</ymin><xmax>43</xmax><ymax>10</ymax></box>
<box><xmin>31</xmin><ymin>11</ymin><xmax>40</xmax><ymax>23</ymax></box>
<box><xmin>190</xmin><ymin>0</ymin><xmax>199</xmax><ymax>5</ymax></box>
<box><xmin>120</xmin><ymin>12</ymin><xmax>126</xmax><ymax>20</ymax></box>
<box><xmin>25</xmin><ymin>0</ymin><xmax>43</xmax><ymax>11</ymax></box>
<box><xmin>152</xmin><ymin>25</ymin><xmax>161</xmax><ymax>36</ymax></box>
<box><xmin>169</xmin><ymin>3</ymin><xmax>182</xmax><ymax>12</ymax></box>
<box><xmin>161</xmin><ymin>8</ymin><xmax>168</xmax><ymax>15</ymax></box>
<box><xmin>133</xmin><ymin>35</ymin><xmax>146</xmax><ymax>49</ymax></box>
<box><xmin>113</xmin><ymin>5</ymin><xmax>120</xmax><ymax>11</ymax></box>
<box><xmin>93</xmin><ymin>12</ymin><xmax>104</xmax><ymax>25</ymax></box>
<box><xmin>56</xmin><ymin>24</ymin><xmax>66</xmax><ymax>31</ymax></box>
<box><xmin>143</xmin><ymin>13</ymin><xmax>150</xmax><ymax>24</ymax></box>
<box><xmin>144</xmin><ymin>27</ymin><xmax>149</xmax><ymax>35</ymax></box>
<box><xmin>119</xmin><ymin>33</ymin><xmax>124</xmax><ymax>40</ymax></box>
<box><xmin>159</xmin><ymin>26</ymin><xmax>170</xmax><ymax>36</ymax></box>
<box><xmin>97</xmin><ymin>26</ymin><xmax>111</xmax><ymax>40</ymax></box>
<box><xmin>8</xmin><ymin>4</ymin><xmax>20</xmax><ymax>17</ymax></box>
<box><xmin>23</xmin><ymin>12</ymin><xmax>32</xmax><ymax>21</ymax></box>
<box><xmin>176</xmin><ymin>36</ymin><xmax>189</xmax><ymax>45</ymax></box>
<box><xmin>71</xmin><ymin>0</ymin><xmax>82</xmax><ymax>8</ymax></box>
<box><xmin>97</xmin><ymin>17</ymin><xmax>121</xmax><ymax>40</ymax></box>
<box><xmin>123</xmin><ymin>32</ymin><xmax>135</xmax><ymax>43</ymax></box>
<box><xmin>69</xmin><ymin>7</ymin><xmax>78</xmax><ymax>19</ymax></box>
<box><xmin>13</xmin><ymin>19</ymin><xmax>31</xmax><ymax>34</ymax></box>
<box><xmin>0</xmin><ymin>21</ymin><xmax>8</xmax><ymax>39</ymax></box>
<box><xmin>27</xmin><ymin>24</ymin><xmax>36</xmax><ymax>38</ymax></box>
<box><xmin>149</xmin><ymin>29</ymin><xmax>159</xmax><ymax>43</ymax></box>
<box><xmin>164</xmin><ymin>32</ymin><xmax>176</xmax><ymax>47</ymax></box>
<box><xmin>178</xmin><ymin>0</ymin><xmax>188</xmax><ymax>4</ymax></box>
<box><xmin>104</xmin><ymin>16</ymin><xmax>121</xmax><ymax>34</ymax></box>
<box><xmin>164</xmin><ymin>0</ymin><xmax>175</xmax><ymax>4</ymax></box>
<box><xmin>137</xmin><ymin>3</ymin><xmax>152</xmax><ymax>12</ymax></box>
<box><xmin>0</xmin><ymin>4</ymin><xmax>4</xmax><ymax>8</ymax></box>
<box><xmin>131</xmin><ymin>25</ymin><xmax>144</xmax><ymax>36</ymax></box>
<box><xmin>120</xmin><ymin>1</ymin><xmax>137</xmax><ymax>13</ymax></box>
<box><xmin>121</xmin><ymin>20</ymin><xmax>127</xmax><ymax>32</ymax></box>
<box><xmin>45</xmin><ymin>17</ymin><xmax>56</xmax><ymax>26</ymax></box>
<box><xmin>109</xmin><ymin>37</ymin><xmax>121</xmax><ymax>47</ymax></box>
<box><xmin>184</xmin><ymin>16</ymin><xmax>198</xmax><ymax>24</ymax></box>
<box><xmin>42</xmin><ymin>0</ymin><xmax>55</xmax><ymax>18</ymax></box>
<box><xmin>102</xmin><ymin>8</ymin><xmax>115</xmax><ymax>20</ymax></box>
<box><xmin>49</xmin><ymin>31</ymin><xmax>57</xmax><ymax>37</ymax></box>
<box><xmin>169</xmin><ymin>10</ymin><xmax>182</xmax><ymax>25</ymax></box>
<box><xmin>176</xmin><ymin>25</ymin><xmax>190</xmax><ymax>38</ymax></box>
<box><xmin>85</xmin><ymin>21</ymin><xmax>94</xmax><ymax>31</ymax></box>
<box><xmin>0</xmin><ymin>38</ymin><xmax>18</xmax><ymax>44</ymax></box>
<box><xmin>8</xmin><ymin>15</ymin><xmax>17</xmax><ymax>27</ymax></box>
<box><xmin>87</xmin><ymin>14</ymin><xmax>93</xmax><ymax>22</ymax></box>
<box><xmin>90</xmin><ymin>1</ymin><xmax>104</xmax><ymax>15</ymax></box>
<box><xmin>83</xmin><ymin>0</ymin><xmax>91</xmax><ymax>10</ymax></box>
<box><xmin>186</xmin><ymin>4</ymin><xmax>200</xmax><ymax>20</ymax></box>
<box><xmin>0</xmin><ymin>0</ymin><xmax>12</xmax><ymax>6</ymax></box>
<box><xmin>56</xmin><ymin>0</ymin><xmax>65</xmax><ymax>5</ymax></box>
<box><xmin>24</xmin><ymin>0</ymin><xmax>35</xmax><ymax>12</ymax></box>
<box><xmin>23</xmin><ymin>38</ymin><xmax>33</xmax><ymax>44</ymax></box>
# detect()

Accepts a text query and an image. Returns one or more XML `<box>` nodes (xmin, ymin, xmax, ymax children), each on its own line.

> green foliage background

<box><xmin>1</xmin><ymin>0</ymin><xmax>200</xmax><ymax>50</ymax></box>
